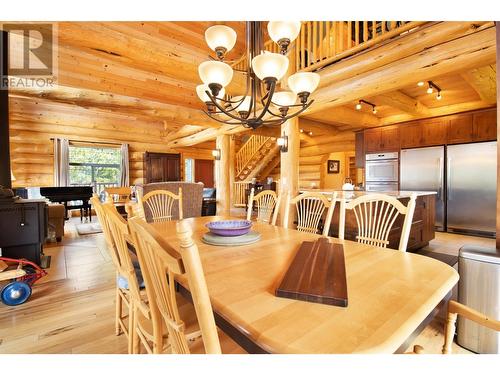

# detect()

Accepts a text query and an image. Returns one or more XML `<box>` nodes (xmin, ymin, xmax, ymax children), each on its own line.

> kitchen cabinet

<box><xmin>473</xmin><ymin>109</ymin><xmax>497</xmax><ymax>141</ymax></box>
<box><xmin>380</xmin><ymin>125</ymin><xmax>400</xmax><ymax>150</ymax></box>
<box><xmin>364</xmin><ymin>125</ymin><xmax>400</xmax><ymax>152</ymax></box>
<box><xmin>447</xmin><ymin>114</ymin><xmax>473</xmax><ymax>144</ymax></box>
<box><xmin>421</xmin><ymin>118</ymin><xmax>448</xmax><ymax>146</ymax></box>
<box><xmin>400</xmin><ymin>122</ymin><xmax>423</xmax><ymax>149</ymax></box>
<box><xmin>355</xmin><ymin>132</ymin><xmax>365</xmax><ymax>168</ymax></box>
<box><xmin>364</xmin><ymin>128</ymin><xmax>382</xmax><ymax>152</ymax></box>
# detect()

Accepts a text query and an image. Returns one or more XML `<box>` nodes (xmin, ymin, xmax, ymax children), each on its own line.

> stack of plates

<box><xmin>202</xmin><ymin>220</ymin><xmax>261</xmax><ymax>246</ymax></box>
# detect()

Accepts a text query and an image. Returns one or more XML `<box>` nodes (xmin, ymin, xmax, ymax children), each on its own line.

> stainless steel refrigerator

<box><xmin>400</xmin><ymin>141</ymin><xmax>497</xmax><ymax>237</ymax></box>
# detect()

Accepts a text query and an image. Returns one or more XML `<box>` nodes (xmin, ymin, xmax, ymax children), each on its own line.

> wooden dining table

<box><xmin>151</xmin><ymin>216</ymin><xmax>459</xmax><ymax>354</ymax></box>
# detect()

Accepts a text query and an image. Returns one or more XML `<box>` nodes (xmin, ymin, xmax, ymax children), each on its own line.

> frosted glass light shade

<box><xmin>268</xmin><ymin>21</ymin><xmax>301</xmax><ymax>43</ymax></box>
<box><xmin>205</xmin><ymin>25</ymin><xmax>237</xmax><ymax>53</ymax></box>
<box><xmin>196</xmin><ymin>84</ymin><xmax>225</xmax><ymax>102</ymax></box>
<box><xmin>232</xmin><ymin>96</ymin><xmax>252</xmax><ymax>113</ymax></box>
<box><xmin>199</xmin><ymin>61</ymin><xmax>233</xmax><ymax>89</ymax></box>
<box><xmin>251</xmin><ymin>52</ymin><xmax>289</xmax><ymax>81</ymax></box>
<box><xmin>287</xmin><ymin>72</ymin><xmax>320</xmax><ymax>94</ymax></box>
<box><xmin>272</xmin><ymin>91</ymin><xmax>297</xmax><ymax>107</ymax></box>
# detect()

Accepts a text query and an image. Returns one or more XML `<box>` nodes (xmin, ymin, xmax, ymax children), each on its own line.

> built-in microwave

<box><xmin>365</xmin><ymin>152</ymin><xmax>399</xmax><ymax>183</ymax></box>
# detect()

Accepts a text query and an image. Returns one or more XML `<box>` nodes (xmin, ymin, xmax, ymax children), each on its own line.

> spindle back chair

<box><xmin>338</xmin><ymin>193</ymin><xmax>417</xmax><ymax>252</ymax></box>
<box><xmin>283</xmin><ymin>191</ymin><xmax>337</xmax><ymax>236</ymax></box>
<box><xmin>246</xmin><ymin>188</ymin><xmax>281</xmax><ymax>225</ymax></box>
<box><xmin>140</xmin><ymin>188</ymin><xmax>183</xmax><ymax>223</ymax></box>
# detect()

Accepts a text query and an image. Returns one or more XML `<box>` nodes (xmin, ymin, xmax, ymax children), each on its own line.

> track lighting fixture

<box><xmin>356</xmin><ymin>99</ymin><xmax>377</xmax><ymax>115</ymax></box>
<box><xmin>425</xmin><ymin>81</ymin><xmax>442</xmax><ymax>100</ymax></box>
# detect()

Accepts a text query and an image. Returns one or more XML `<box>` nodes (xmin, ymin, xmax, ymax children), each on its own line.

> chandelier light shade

<box><xmin>231</xmin><ymin>95</ymin><xmax>252</xmax><ymax>114</ymax></box>
<box><xmin>205</xmin><ymin>25</ymin><xmax>237</xmax><ymax>59</ymax></box>
<box><xmin>251</xmin><ymin>52</ymin><xmax>289</xmax><ymax>82</ymax></box>
<box><xmin>197</xmin><ymin>21</ymin><xmax>318</xmax><ymax>129</ymax></box>
<box><xmin>196</xmin><ymin>84</ymin><xmax>225</xmax><ymax>102</ymax></box>
<box><xmin>273</xmin><ymin>91</ymin><xmax>297</xmax><ymax>107</ymax></box>
<box><xmin>198</xmin><ymin>61</ymin><xmax>233</xmax><ymax>95</ymax></box>
<box><xmin>288</xmin><ymin>72</ymin><xmax>320</xmax><ymax>102</ymax></box>
<box><xmin>267</xmin><ymin>21</ymin><xmax>301</xmax><ymax>53</ymax></box>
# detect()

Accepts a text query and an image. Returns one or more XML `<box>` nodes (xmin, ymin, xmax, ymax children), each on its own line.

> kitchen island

<box><xmin>301</xmin><ymin>189</ymin><xmax>437</xmax><ymax>252</ymax></box>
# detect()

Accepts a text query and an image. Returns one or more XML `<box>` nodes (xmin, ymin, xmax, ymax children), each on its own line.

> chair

<box><xmin>105</xmin><ymin>186</ymin><xmax>132</xmax><ymax>217</ymax></box>
<box><xmin>136</xmin><ymin>182</ymin><xmax>203</xmax><ymax>219</ymax></box>
<box><xmin>283</xmin><ymin>191</ymin><xmax>337</xmax><ymax>236</ymax></box>
<box><xmin>128</xmin><ymin>218</ymin><xmax>243</xmax><ymax>354</ymax></box>
<box><xmin>102</xmin><ymin>202</ymin><xmax>165</xmax><ymax>354</ymax></box>
<box><xmin>442</xmin><ymin>300</ymin><xmax>500</xmax><ymax>354</ymax></box>
<box><xmin>246</xmin><ymin>188</ymin><xmax>281</xmax><ymax>225</ymax></box>
<box><xmin>139</xmin><ymin>188</ymin><xmax>183</xmax><ymax>223</ymax></box>
<box><xmin>338</xmin><ymin>193</ymin><xmax>416</xmax><ymax>252</ymax></box>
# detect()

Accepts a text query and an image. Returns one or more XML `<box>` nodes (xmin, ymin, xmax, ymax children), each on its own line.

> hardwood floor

<box><xmin>0</xmin><ymin>219</ymin><xmax>492</xmax><ymax>354</ymax></box>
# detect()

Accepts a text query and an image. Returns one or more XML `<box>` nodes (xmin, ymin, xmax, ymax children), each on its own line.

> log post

<box><xmin>215</xmin><ymin>134</ymin><xmax>231</xmax><ymax>216</ymax></box>
<box><xmin>279</xmin><ymin>118</ymin><xmax>300</xmax><ymax>227</ymax></box>
<box><xmin>228</xmin><ymin>135</ymin><xmax>235</xmax><ymax>210</ymax></box>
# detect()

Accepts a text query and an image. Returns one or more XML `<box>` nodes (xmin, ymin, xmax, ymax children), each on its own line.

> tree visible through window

<box><xmin>69</xmin><ymin>145</ymin><xmax>121</xmax><ymax>193</ymax></box>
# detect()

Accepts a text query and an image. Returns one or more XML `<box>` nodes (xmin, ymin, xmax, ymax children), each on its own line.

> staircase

<box><xmin>235</xmin><ymin>135</ymin><xmax>276</xmax><ymax>181</ymax></box>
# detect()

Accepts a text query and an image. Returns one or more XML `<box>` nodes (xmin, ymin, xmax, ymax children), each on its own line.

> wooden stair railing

<box><xmin>235</xmin><ymin>135</ymin><xmax>272</xmax><ymax>180</ymax></box>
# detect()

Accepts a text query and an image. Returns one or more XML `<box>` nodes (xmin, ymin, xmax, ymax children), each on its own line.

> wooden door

<box><xmin>400</xmin><ymin>122</ymin><xmax>423</xmax><ymax>149</ymax></box>
<box><xmin>194</xmin><ymin>159</ymin><xmax>214</xmax><ymax>188</ymax></box>
<box><xmin>473</xmin><ymin>109</ymin><xmax>497</xmax><ymax>141</ymax></box>
<box><xmin>364</xmin><ymin>128</ymin><xmax>382</xmax><ymax>152</ymax></box>
<box><xmin>380</xmin><ymin>125</ymin><xmax>400</xmax><ymax>151</ymax></box>
<box><xmin>447</xmin><ymin>114</ymin><xmax>473</xmax><ymax>144</ymax></box>
<box><xmin>143</xmin><ymin>152</ymin><xmax>181</xmax><ymax>183</ymax></box>
<box><xmin>421</xmin><ymin>118</ymin><xmax>448</xmax><ymax>146</ymax></box>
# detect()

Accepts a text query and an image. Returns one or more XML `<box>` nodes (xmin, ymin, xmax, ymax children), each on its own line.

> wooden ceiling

<box><xmin>9</xmin><ymin>21</ymin><xmax>498</xmax><ymax>149</ymax></box>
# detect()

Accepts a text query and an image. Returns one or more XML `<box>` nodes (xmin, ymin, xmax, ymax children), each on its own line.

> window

<box><xmin>185</xmin><ymin>158</ymin><xmax>194</xmax><ymax>182</ymax></box>
<box><xmin>69</xmin><ymin>145</ymin><xmax>121</xmax><ymax>194</ymax></box>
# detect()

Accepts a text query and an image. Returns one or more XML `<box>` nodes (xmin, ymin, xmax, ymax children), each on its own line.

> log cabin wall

<box><xmin>9</xmin><ymin>96</ymin><xmax>215</xmax><ymax>188</ymax></box>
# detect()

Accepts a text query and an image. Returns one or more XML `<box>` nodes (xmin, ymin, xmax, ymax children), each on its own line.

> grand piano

<box><xmin>39</xmin><ymin>186</ymin><xmax>93</xmax><ymax>222</ymax></box>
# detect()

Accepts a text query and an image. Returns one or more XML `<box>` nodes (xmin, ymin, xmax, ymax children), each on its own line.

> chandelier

<box><xmin>196</xmin><ymin>21</ymin><xmax>320</xmax><ymax>129</ymax></box>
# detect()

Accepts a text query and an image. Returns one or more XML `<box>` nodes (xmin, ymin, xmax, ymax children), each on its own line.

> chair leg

<box><xmin>128</xmin><ymin>303</ymin><xmax>136</xmax><ymax>354</ymax></box>
<box><xmin>115</xmin><ymin>287</ymin><xmax>122</xmax><ymax>336</ymax></box>
<box><xmin>442</xmin><ymin>311</ymin><xmax>458</xmax><ymax>354</ymax></box>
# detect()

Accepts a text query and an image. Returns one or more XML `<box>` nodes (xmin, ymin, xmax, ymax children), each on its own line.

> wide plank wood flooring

<box><xmin>0</xmin><ymin>218</ymin><xmax>492</xmax><ymax>354</ymax></box>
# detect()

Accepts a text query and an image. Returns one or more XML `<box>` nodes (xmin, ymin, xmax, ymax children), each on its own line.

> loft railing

<box><xmin>231</xmin><ymin>21</ymin><xmax>427</xmax><ymax>73</ymax></box>
<box><xmin>235</xmin><ymin>135</ymin><xmax>271</xmax><ymax>178</ymax></box>
<box><xmin>294</xmin><ymin>21</ymin><xmax>426</xmax><ymax>72</ymax></box>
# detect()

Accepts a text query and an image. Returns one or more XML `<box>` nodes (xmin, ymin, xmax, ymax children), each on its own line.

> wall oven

<box><xmin>365</xmin><ymin>152</ymin><xmax>399</xmax><ymax>191</ymax></box>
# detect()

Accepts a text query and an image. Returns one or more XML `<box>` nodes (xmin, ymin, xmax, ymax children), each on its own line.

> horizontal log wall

<box><xmin>9</xmin><ymin>96</ymin><xmax>214</xmax><ymax>188</ymax></box>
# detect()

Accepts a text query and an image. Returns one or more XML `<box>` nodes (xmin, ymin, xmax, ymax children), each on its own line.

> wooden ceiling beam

<box><xmin>379</xmin><ymin>100</ymin><xmax>495</xmax><ymax>125</ymax></box>
<box><xmin>307</xmin><ymin>24</ymin><xmax>496</xmax><ymax>115</ymax></box>
<box><xmin>10</xmin><ymin>85</ymin><xmax>221</xmax><ymax>129</ymax></box>
<box><xmin>372</xmin><ymin>91</ymin><xmax>430</xmax><ymax>116</ymax></box>
<box><xmin>460</xmin><ymin>65</ymin><xmax>497</xmax><ymax>105</ymax></box>
<box><xmin>302</xmin><ymin>106</ymin><xmax>380</xmax><ymax>128</ymax></box>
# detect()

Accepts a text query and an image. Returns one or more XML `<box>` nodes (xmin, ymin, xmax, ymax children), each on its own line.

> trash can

<box><xmin>457</xmin><ymin>245</ymin><xmax>500</xmax><ymax>354</ymax></box>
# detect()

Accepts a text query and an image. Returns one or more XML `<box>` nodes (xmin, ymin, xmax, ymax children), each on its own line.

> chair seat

<box><xmin>117</xmin><ymin>260</ymin><xmax>145</xmax><ymax>289</ymax></box>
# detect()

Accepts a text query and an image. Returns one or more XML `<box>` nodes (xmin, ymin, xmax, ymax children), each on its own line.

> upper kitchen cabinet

<box><xmin>364</xmin><ymin>125</ymin><xmax>400</xmax><ymax>152</ymax></box>
<box><xmin>447</xmin><ymin>114</ymin><xmax>473</xmax><ymax>144</ymax></box>
<box><xmin>400</xmin><ymin>122</ymin><xmax>423</xmax><ymax>149</ymax></box>
<box><xmin>421</xmin><ymin>118</ymin><xmax>448</xmax><ymax>146</ymax></box>
<box><xmin>473</xmin><ymin>109</ymin><xmax>497</xmax><ymax>142</ymax></box>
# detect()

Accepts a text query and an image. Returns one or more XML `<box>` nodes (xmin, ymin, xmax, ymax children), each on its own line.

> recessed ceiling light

<box><xmin>417</xmin><ymin>81</ymin><xmax>424</xmax><ymax>87</ymax></box>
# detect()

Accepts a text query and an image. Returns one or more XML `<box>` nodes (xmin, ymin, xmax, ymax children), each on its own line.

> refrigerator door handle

<box><xmin>438</xmin><ymin>157</ymin><xmax>444</xmax><ymax>201</ymax></box>
<box><xmin>447</xmin><ymin>157</ymin><xmax>452</xmax><ymax>201</ymax></box>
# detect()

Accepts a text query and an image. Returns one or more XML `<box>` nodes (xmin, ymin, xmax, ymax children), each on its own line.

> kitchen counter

<box><xmin>298</xmin><ymin>189</ymin><xmax>437</xmax><ymax>252</ymax></box>
<box><xmin>300</xmin><ymin>189</ymin><xmax>437</xmax><ymax>200</ymax></box>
